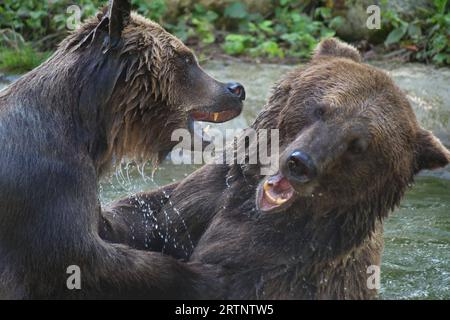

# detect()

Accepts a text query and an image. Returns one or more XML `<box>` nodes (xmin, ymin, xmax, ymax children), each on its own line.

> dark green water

<box><xmin>2</xmin><ymin>61</ymin><xmax>449</xmax><ymax>299</ymax></box>
<box><xmin>381</xmin><ymin>177</ymin><xmax>450</xmax><ymax>299</ymax></box>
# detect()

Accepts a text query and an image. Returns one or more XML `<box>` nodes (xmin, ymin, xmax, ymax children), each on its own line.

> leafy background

<box><xmin>0</xmin><ymin>0</ymin><xmax>449</xmax><ymax>72</ymax></box>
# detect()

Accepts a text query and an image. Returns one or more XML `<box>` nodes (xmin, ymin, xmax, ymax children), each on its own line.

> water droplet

<box><xmin>225</xmin><ymin>175</ymin><xmax>233</xmax><ymax>188</ymax></box>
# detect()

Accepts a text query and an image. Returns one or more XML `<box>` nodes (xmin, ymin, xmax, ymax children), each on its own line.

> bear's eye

<box><xmin>183</xmin><ymin>55</ymin><xmax>195</xmax><ymax>65</ymax></box>
<box><xmin>347</xmin><ymin>138</ymin><xmax>367</xmax><ymax>155</ymax></box>
<box><xmin>314</xmin><ymin>107</ymin><xmax>325</xmax><ymax>119</ymax></box>
<box><xmin>177</xmin><ymin>54</ymin><xmax>195</xmax><ymax>66</ymax></box>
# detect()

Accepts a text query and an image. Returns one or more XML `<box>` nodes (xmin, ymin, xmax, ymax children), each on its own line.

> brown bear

<box><xmin>0</xmin><ymin>0</ymin><xmax>245</xmax><ymax>299</ymax></box>
<box><xmin>102</xmin><ymin>38</ymin><xmax>450</xmax><ymax>299</ymax></box>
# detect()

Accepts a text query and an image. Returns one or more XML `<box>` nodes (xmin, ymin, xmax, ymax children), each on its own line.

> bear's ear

<box><xmin>105</xmin><ymin>0</ymin><xmax>131</xmax><ymax>50</ymax></box>
<box><xmin>414</xmin><ymin>129</ymin><xmax>450</xmax><ymax>172</ymax></box>
<box><xmin>74</xmin><ymin>0</ymin><xmax>131</xmax><ymax>52</ymax></box>
<box><xmin>312</xmin><ymin>38</ymin><xmax>362</xmax><ymax>62</ymax></box>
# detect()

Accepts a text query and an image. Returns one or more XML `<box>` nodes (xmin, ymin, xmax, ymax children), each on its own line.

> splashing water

<box><xmin>101</xmin><ymin>161</ymin><xmax>197</xmax><ymax>258</ymax></box>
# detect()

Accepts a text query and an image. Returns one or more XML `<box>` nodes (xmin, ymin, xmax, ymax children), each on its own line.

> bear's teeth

<box><xmin>263</xmin><ymin>181</ymin><xmax>287</xmax><ymax>205</ymax></box>
<box><xmin>213</xmin><ymin>112</ymin><xmax>220</xmax><ymax>122</ymax></box>
<box><xmin>266</xmin><ymin>191</ymin><xmax>288</xmax><ymax>205</ymax></box>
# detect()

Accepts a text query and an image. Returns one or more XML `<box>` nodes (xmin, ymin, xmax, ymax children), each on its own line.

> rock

<box><xmin>332</xmin><ymin>0</ymin><xmax>433</xmax><ymax>42</ymax></box>
<box><xmin>386</xmin><ymin>0</ymin><xmax>434</xmax><ymax>19</ymax></box>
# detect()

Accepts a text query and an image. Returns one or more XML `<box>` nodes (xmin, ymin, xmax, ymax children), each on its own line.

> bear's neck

<box><xmin>7</xmin><ymin>42</ymin><xmax>123</xmax><ymax>173</ymax></box>
<box><xmin>277</xmin><ymin>198</ymin><xmax>383</xmax><ymax>261</ymax></box>
<box><xmin>275</xmin><ymin>201</ymin><xmax>386</xmax><ymax>299</ymax></box>
<box><xmin>232</xmin><ymin>164</ymin><xmax>410</xmax><ymax>298</ymax></box>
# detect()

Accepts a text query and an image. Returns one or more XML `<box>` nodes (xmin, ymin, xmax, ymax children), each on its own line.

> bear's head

<box><xmin>60</xmin><ymin>0</ymin><xmax>245</xmax><ymax>169</ymax></box>
<box><xmin>255</xmin><ymin>38</ymin><xmax>450</xmax><ymax>216</ymax></box>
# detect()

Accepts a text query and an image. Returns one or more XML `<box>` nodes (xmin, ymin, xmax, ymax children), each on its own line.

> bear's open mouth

<box><xmin>187</xmin><ymin>107</ymin><xmax>242</xmax><ymax>147</ymax></box>
<box><xmin>256</xmin><ymin>173</ymin><xmax>296</xmax><ymax>213</ymax></box>
<box><xmin>190</xmin><ymin>108</ymin><xmax>242</xmax><ymax>123</ymax></box>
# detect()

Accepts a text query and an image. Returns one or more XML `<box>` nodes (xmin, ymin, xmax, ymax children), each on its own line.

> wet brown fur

<box><xmin>60</xmin><ymin>12</ymin><xmax>216</xmax><ymax>171</ymax></box>
<box><xmin>102</xmin><ymin>38</ymin><xmax>450</xmax><ymax>299</ymax></box>
<box><xmin>0</xmin><ymin>4</ymin><xmax>243</xmax><ymax>299</ymax></box>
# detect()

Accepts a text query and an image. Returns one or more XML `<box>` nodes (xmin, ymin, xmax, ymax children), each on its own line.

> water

<box><xmin>382</xmin><ymin>177</ymin><xmax>450</xmax><ymax>299</ymax></box>
<box><xmin>1</xmin><ymin>61</ymin><xmax>449</xmax><ymax>299</ymax></box>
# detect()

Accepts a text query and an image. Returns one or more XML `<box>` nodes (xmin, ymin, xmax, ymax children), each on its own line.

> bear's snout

<box><xmin>283</xmin><ymin>150</ymin><xmax>318</xmax><ymax>184</ymax></box>
<box><xmin>226</xmin><ymin>82</ymin><xmax>246</xmax><ymax>101</ymax></box>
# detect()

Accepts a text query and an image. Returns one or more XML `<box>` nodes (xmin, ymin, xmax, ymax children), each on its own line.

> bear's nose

<box><xmin>227</xmin><ymin>82</ymin><xmax>246</xmax><ymax>101</ymax></box>
<box><xmin>285</xmin><ymin>150</ymin><xmax>317</xmax><ymax>183</ymax></box>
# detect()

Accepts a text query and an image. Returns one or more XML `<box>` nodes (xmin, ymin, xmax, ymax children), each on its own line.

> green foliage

<box><xmin>224</xmin><ymin>2</ymin><xmax>248</xmax><ymax>19</ymax></box>
<box><xmin>132</xmin><ymin>0</ymin><xmax>167</xmax><ymax>22</ymax></box>
<box><xmin>222</xmin><ymin>1</ymin><xmax>336</xmax><ymax>59</ymax></box>
<box><xmin>223</xmin><ymin>34</ymin><xmax>251</xmax><ymax>55</ymax></box>
<box><xmin>383</xmin><ymin>0</ymin><xmax>450</xmax><ymax>65</ymax></box>
<box><xmin>163</xmin><ymin>4</ymin><xmax>219</xmax><ymax>45</ymax></box>
<box><xmin>0</xmin><ymin>31</ymin><xmax>50</xmax><ymax>73</ymax></box>
<box><xmin>0</xmin><ymin>0</ymin><xmax>448</xmax><ymax>72</ymax></box>
<box><xmin>0</xmin><ymin>0</ymin><xmax>101</xmax><ymax>45</ymax></box>
<box><xmin>130</xmin><ymin>0</ymin><xmax>218</xmax><ymax>44</ymax></box>
<box><xmin>0</xmin><ymin>45</ymin><xmax>50</xmax><ymax>73</ymax></box>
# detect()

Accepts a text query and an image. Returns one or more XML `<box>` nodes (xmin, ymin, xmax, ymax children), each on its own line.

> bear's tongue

<box><xmin>258</xmin><ymin>173</ymin><xmax>295</xmax><ymax>212</ymax></box>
